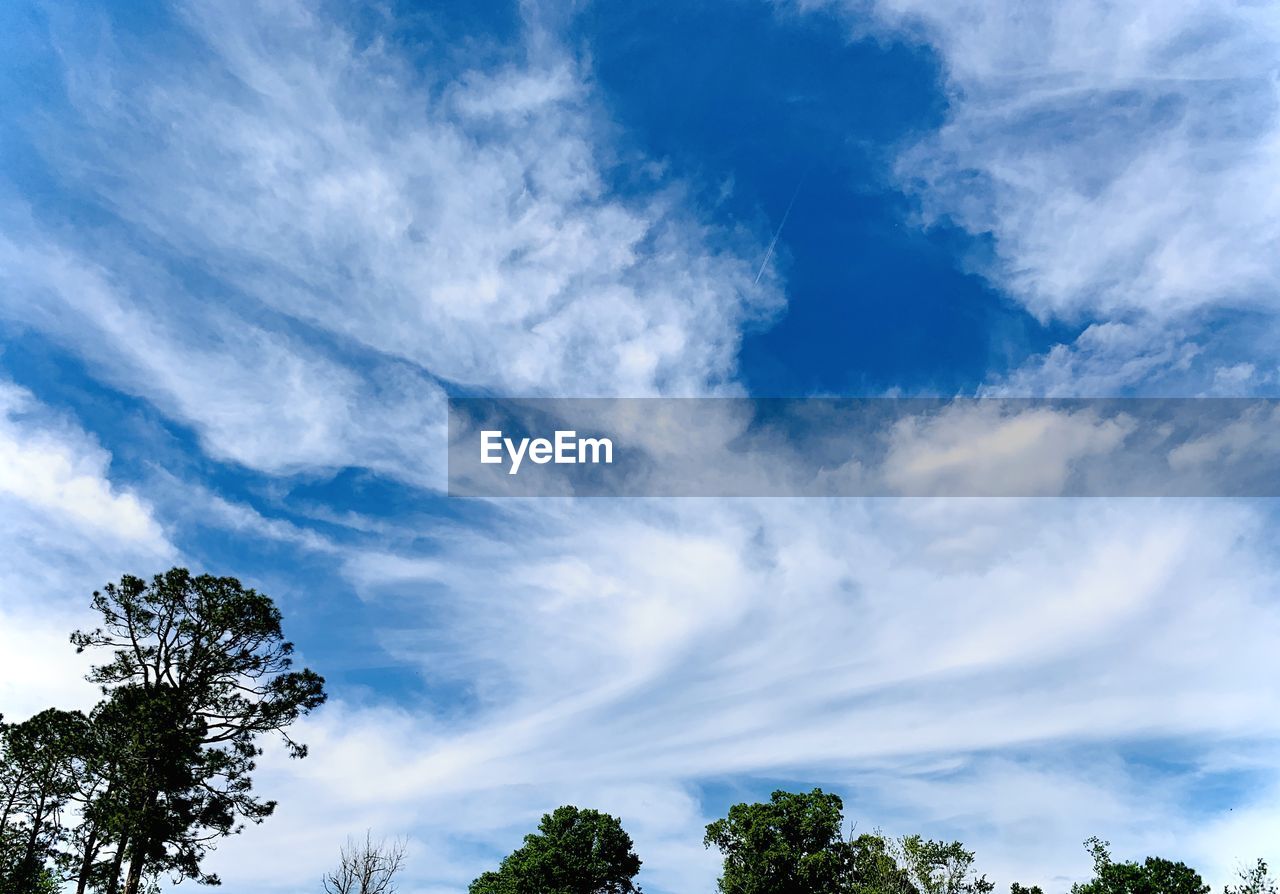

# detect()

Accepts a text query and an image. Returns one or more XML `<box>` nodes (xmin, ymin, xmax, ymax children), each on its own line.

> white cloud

<box><xmin>1167</xmin><ymin>401</ymin><xmax>1280</xmax><ymax>472</ymax></box>
<box><xmin>885</xmin><ymin>0</ymin><xmax>1279</xmax><ymax>318</ymax></box>
<box><xmin>0</xmin><ymin>0</ymin><xmax>784</xmax><ymax>486</ymax></box>
<box><xmin>0</xmin><ymin>605</ymin><xmax>101</xmax><ymax>721</ymax></box>
<box><xmin>881</xmin><ymin>401</ymin><xmax>1134</xmax><ymax>495</ymax></box>
<box><xmin>0</xmin><ymin>379</ymin><xmax>174</xmax><ymax>719</ymax></box>
<box><xmin>203</xmin><ymin>496</ymin><xmax>1280</xmax><ymax>893</ymax></box>
<box><xmin>0</xmin><ymin>220</ymin><xmax>449</xmax><ymax>485</ymax></box>
<box><xmin>30</xmin><ymin>0</ymin><xmax>780</xmax><ymax>402</ymax></box>
<box><xmin>0</xmin><ymin>379</ymin><xmax>168</xmax><ymax>551</ymax></box>
<box><xmin>805</xmin><ymin>0</ymin><xmax>1280</xmax><ymax>392</ymax></box>
<box><xmin>986</xmin><ymin>319</ymin><xmax>1206</xmax><ymax>396</ymax></box>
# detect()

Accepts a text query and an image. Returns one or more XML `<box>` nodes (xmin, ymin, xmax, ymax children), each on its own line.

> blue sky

<box><xmin>2</xmin><ymin>1</ymin><xmax>1280</xmax><ymax>892</ymax></box>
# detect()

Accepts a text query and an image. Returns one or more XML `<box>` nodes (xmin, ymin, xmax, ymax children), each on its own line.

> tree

<box><xmin>1070</xmin><ymin>837</ymin><xmax>1208</xmax><ymax>894</ymax></box>
<box><xmin>469</xmin><ymin>806</ymin><xmax>641</xmax><ymax>894</ymax></box>
<box><xmin>323</xmin><ymin>832</ymin><xmax>407</xmax><ymax>894</ymax></box>
<box><xmin>69</xmin><ymin>568</ymin><xmax>327</xmax><ymax>894</ymax></box>
<box><xmin>0</xmin><ymin>708</ymin><xmax>93</xmax><ymax>892</ymax></box>
<box><xmin>1225</xmin><ymin>860</ymin><xmax>1277</xmax><ymax>894</ymax></box>
<box><xmin>701</xmin><ymin>791</ymin><xmax>994</xmax><ymax>894</ymax></box>
<box><xmin>896</xmin><ymin>836</ymin><xmax>993</xmax><ymax>894</ymax></box>
<box><xmin>703</xmin><ymin>788</ymin><xmax>853</xmax><ymax>894</ymax></box>
<box><xmin>65</xmin><ymin>696</ymin><xmax>145</xmax><ymax>894</ymax></box>
<box><xmin>849</xmin><ymin>832</ymin><xmax>919</xmax><ymax>894</ymax></box>
<box><xmin>1010</xmin><ymin>885</ymin><xmax>1044</xmax><ymax>894</ymax></box>
<box><xmin>1223</xmin><ymin>855</ymin><xmax>1274</xmax><ymax>891</ymax></box>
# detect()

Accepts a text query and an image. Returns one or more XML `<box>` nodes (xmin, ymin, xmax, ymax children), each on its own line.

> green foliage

<box><xmin>1010</xmin><ymin>885</ymin><xmax>1044</xmax><ymax>894</ymax></box>
<box><xmin>1070</xmin><ymin>837</ymin><xmax>1208</xmax><ymax>894</ymax></box>
<box><xmin>73</xmin><ymin>569</ymin><xmax>327</xmax><ymax>760</ymax></box>
<box><xmin>0</xmin><ymin>568</ymin><xmax>329</xmax><ymax>894</ymax></box>
<box><xmin>1224</xmin><ymin>859</ymin><xmax>1276</xmax><ymax>894</ymax></box>
<box><xmin>896</xmin><ymin>835</ymin><xmax>994</xmax><ymax>894</ymax></box>
<box><xmin>849</xmin><ymin>832</ymin><xmax>919</xmax><ymax>894</ymax></box>
<box><xmin>704</xmin><ymin>788</ymin><xmax>852</xmax><ymax>894</ymax></box>
<box><xmin>702</xmin><ymin>790</ymin><xmax>1006</xmax><ymax>894</ymax></box>
<box><xmin>469</xmin><ymin>806</ymin><xmax>641</xmax><ymax>894</ymax></box>
<box><xmin>67</xmin><ymin>569</ymin><xmax>327</xmax><ymax>894</ymax></box>
<box><xmin>4</xmin><ymin>863</ymin><xmax>61</xmax><ymax>894</ymax></box>
<box><xmin>0</xmin><ymin>708</ymin><xmax>93</xmax><ymax>891</ymax></box>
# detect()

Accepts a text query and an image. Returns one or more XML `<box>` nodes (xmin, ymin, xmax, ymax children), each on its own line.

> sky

<box><xmin>2</xmin><ymin>0</ymin><xmax>1280</xmax><ymax>891</ymax></box>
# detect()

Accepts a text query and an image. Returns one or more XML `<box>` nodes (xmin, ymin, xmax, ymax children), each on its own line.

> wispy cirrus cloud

<box><xmin>804</xmin><ymin>0</ymin><xmax>1280</xmax><ymax>392</ymax></box>
<box><xmin>0</xmin><ymin>220</ymin><xmax>448</xmax><ymax>483</ymax></box>
<box><xmin>3</xmin><ymin>0</ymin><xmax>783</xmax><ymax>490</ymax></box>
<box><xmin>211</xmin><ymin>496</ymin><xmax>1280</xmax><ymax>891</ymax></box>
<box><xmin>31</xmin><ymin>0</ymin><xmax>780</xmax><ymax>400</ymax></box>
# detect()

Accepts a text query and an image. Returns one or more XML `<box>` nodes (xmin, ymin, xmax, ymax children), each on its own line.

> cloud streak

<box><xmin>807</xmin><ymin>0</ymin><xmax>1280</xmax><ymax>392</ymax></box>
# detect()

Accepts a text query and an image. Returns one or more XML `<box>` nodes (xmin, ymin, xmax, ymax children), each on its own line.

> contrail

<box><xmin>754</xmin><ymin>174</ymin><xmax>807</xmax><ymax>285</ymax></box>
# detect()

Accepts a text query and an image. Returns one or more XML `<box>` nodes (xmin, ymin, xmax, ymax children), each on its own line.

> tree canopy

<box><xmin>897</xmin><ymin>835</ymin><xmax>993</xmax><ymax>894</ymax></box>
<box><xmin>0</xmin><ymin>568</ymin><xmax>326</xmax><ymax>894</ymax></box>
<box><xmin>1071</xmin><ymin>837</ymin><xmax>1209</xmax><ymax>894</ymax></box>
<box><xmin>469</xmin><ymin>806</ymin><xmax>642</xmax><ymax>894</ymax></box>
<box><xmin>0</xmin><ymin>708</ymin><xmax>92</xmax><ymax>892</ymax></box>
<box><xmin>703</xmin><ymin>789</ymin><xmax>996</xmax><ymax>894</ymax></box>
<box><xmin>704</xmin><ymin>788</ymin><xmax>853</xmax><ymax>894</ymax></box>
<box><xmin>848</xmin><ymin>831</ymin><xmax>919</xmax><ymax>894</ymax></box>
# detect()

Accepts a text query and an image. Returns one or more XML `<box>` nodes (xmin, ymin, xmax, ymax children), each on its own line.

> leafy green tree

<box><xmin>469</xmin><ymin>806</ymin><xmax>641</xmax><ymax>894</ymax></box>
<box><xmin>69</xmin><ymin>568</ymin><xmax>327</xmax><ymax>894</ymax></box>
<box><xmin>1225</xmin><ymin>859</ymin><xmax>1277</xmax><ymax>894</ymax></box>
<box><xmin>1070</xmin><ymin>837</ymin><xmax>1208</xmax><ymax>894</ymax></box>
<box><xmin>1010</xmin><ymin>884</ymin><xmax>1044</xmax><ymax>894</ymax></box>
<box><xmin>849</xmin><ymin>832</ymin><xmax>919</xmax><ymax>894</ymax></box>
<box><xmin>65</xmin><ymin>694</ymin><xmax>145</xmax><ymax>894</ymax></box>
<box><xmin>703</xmin><ymin>788</ymin><xmax>853</xmax><ymax>894</ymax></box>
<box><xmin>0</xmin><ymin>708</ymin><xmax>93</xmax><ymax>892</ymax></box>
<box><xmin>896</xmin><ymin>836</ymin><xmax>993</xmax><ymax>894</ymax></box>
